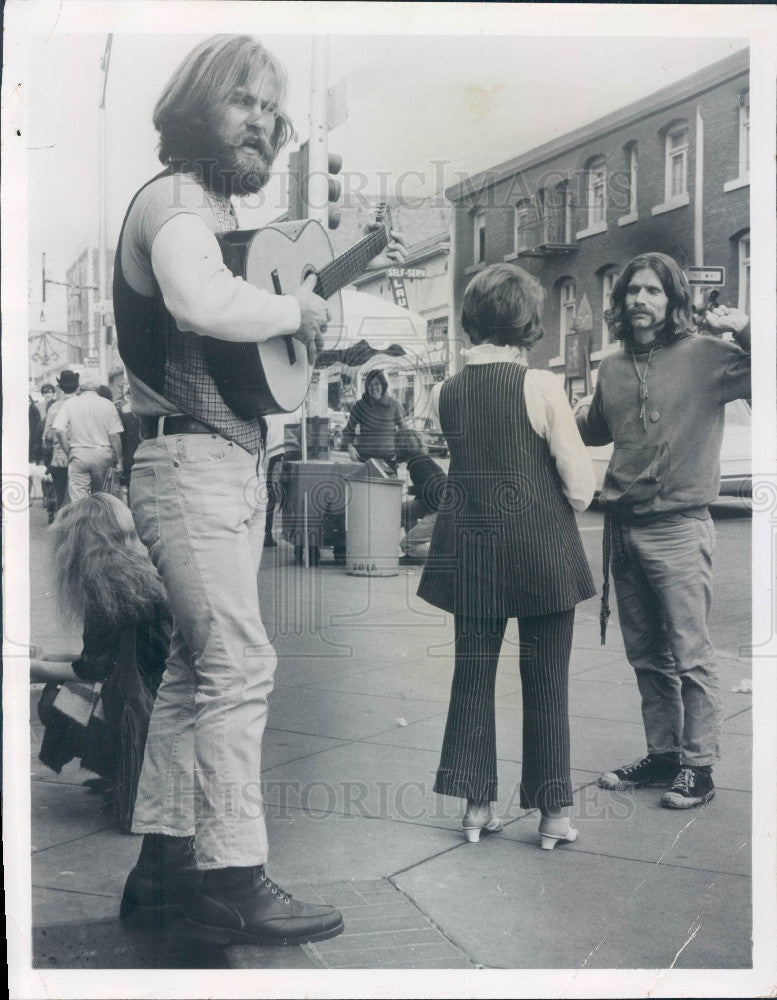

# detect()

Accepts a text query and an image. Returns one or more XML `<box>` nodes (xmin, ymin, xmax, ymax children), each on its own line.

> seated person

<box><xmin>343</xmin><ymin>370</ymin><xmax>407</xmax><ymax>470</ymax></box>
<box><xmin>31</xmin><ymin>493</ymin><xmax>170</xmax><ymax>829</ymax></box>
<box><xmin>394</xmin><ymin>427</ymin><xmax>447</xmax><ymax>534</ymax></box>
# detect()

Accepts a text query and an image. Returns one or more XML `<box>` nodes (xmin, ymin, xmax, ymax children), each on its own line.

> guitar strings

<box><xmin>317</xmin><ymin>229</ymin><xmax>388</xmax><ymax>299</ymax></box>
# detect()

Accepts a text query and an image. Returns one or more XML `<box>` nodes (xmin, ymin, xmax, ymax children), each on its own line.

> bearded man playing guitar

<box><xmin>114</xmin><ymin>34</ymin><xmax>405</xmax><ymax>947</ymax></box>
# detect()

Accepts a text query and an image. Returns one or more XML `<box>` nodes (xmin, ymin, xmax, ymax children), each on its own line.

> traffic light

<box><xmin>287</xmin><ymin>142</ymin><xmax>309</xmax><ymax>222</ymax></box>
<box><xmin>326</xmin><ymin>152</ymin><xmax>342</xmax><ymax>230</ymax></box>
<box><xmin>287</xmin><ymin>141</ymin><xmax>342</xmax><ymax>229</ymax></box>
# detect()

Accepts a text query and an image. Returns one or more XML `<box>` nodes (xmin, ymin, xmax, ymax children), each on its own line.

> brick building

<box><xmin>446</xmin><ymin>50</ymin><xmax>750</xmax><ymax>396</ymax></box>
<box><xmin>65</xmin><ymin>246</ymin><xmax>117</xmax><ymax>374</ymax></box>
<box><xmin>325</xmin><ymin>196</ymin><xmax>452</xmax><ymax>416</ymax></box>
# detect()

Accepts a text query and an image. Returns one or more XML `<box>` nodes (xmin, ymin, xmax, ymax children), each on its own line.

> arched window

<box><xmin>623</xmin><ymin>141</ymin><xmax>638</xmax><ymax>217</ymax></box>
<box><xmin>599</xmin><ymin>265</ymin><xmax>619</xmax><ymax>349</ymax></box>
<box><xmin>586</xmin><ymin>156</ymin><xmax>607</xmax><ymax>227</ymax></box>
<box><xmin>472</xmin><ymin>209</ymin><xmax>486</xmax><ymax>264</ymax></box>
<box><xmin>738</xmin><ymin>232</ymin><xmax>750</xmax><ymax>314</ymax></box>
<box><xmin>559</xmin><ymin>278</ymin><xmax>577</xmax><ymax>339</ymax></box>
<box><xmin>514</xmin><ymin>199</ymin><xmax>531</xmax><ymax>251</ymax></box>
<box><xmin>555</xmin><ymin>180</ymin><xmax>572</xmax><ymax>243</ymax></box>
<box><xmin>738</xmin><ymin>90</ymin><xmax>750</xmax><ymax>177</ymax></box>
<box><xmin>664</xmin><ymin>121</ymin><xmax>689</xmax><ymax>200</ymax></box>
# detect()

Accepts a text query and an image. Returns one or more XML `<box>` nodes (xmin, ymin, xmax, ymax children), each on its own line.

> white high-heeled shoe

<box><xmin>462</xmin><ymin>808</ymin><xmax>503</xmax><ymax>843</ymax></box>
<box><xmin>538</xmin><ymin>816</ymin><xmax>578</xmax><ymax>850</ymax></box>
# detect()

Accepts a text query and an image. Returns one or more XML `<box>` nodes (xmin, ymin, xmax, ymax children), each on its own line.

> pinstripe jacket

<box><xmin>417</xmin><ymin>363</ymin><xmax>595</xmax><ymax>618</ymax></box>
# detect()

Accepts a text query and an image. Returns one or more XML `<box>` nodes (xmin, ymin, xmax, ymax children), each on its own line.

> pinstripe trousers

<box><xmin>434</xmin><ymin>609</ymin><xmax>575</xmax><ymax>809</ymax></box>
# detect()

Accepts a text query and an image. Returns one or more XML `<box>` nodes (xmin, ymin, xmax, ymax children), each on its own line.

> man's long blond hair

<box><xmin>153</xmin><ymin>34</ymin><xmax>294</xmax><ymax>167</ymax></box>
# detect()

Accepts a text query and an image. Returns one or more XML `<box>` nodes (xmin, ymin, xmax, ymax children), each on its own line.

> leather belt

<box><xmin>139</xmin><ymin>414</ymin><xmax>214</xmax><ymax>439</ymax></box>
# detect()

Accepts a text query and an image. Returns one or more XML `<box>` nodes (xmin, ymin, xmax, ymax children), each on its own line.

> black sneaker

<box><xmin>184</xmin><ymin>865</ymin><xmax>344</xmax><ymax>947</ymax></box>
<box><xmin>599</xmin><ymin>752</ymin><xmax>681</xmax><ymax>790</ymax></box>
<box><xmin>120</xmin><ymin>835</ymin><xmax>202</xmax><ymax>928</ymax></box>
<box><xmin>660</xmin><ymin>766</ymin><xmax>715</xmax><ymax>809</ymax></box>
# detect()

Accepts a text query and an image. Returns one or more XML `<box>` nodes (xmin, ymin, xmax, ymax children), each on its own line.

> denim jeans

<box><xmin>68</xmin><ymin>447</ymin><xmax>115</xmax><ymax>501</ymax></box>
<box><xmin>129</xmin><ymin>434</ymin><xmax>274</xmax><ymax>868</ymax></box>
<box><xmin>611</xmin><ymin>513</ymin><xmax>721</xmax><ymax>767</ymax></box>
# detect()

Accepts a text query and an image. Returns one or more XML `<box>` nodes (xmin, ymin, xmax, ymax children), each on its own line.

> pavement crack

<box><xmin>388</xmin><ymin>878</ymin><xmax>479</xmax><ymax>967</ymax></box>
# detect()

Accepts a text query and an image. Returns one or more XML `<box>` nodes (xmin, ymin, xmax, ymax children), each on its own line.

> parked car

<box><xmin>589</xmin><ymin>398</ymin><xmax>751</xmax><ymax>498</ymax></box>
<box><xmin>327</xmin><ymin>409</ymin><xmax>349</xmax><ymax>451</ymax></box>
<box><xmin>408</xmin><ymin>416</ymin><xmax>448</xmax><ymax>457</ymax></box>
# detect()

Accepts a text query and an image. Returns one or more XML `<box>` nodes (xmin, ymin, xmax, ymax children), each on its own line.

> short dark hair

<box><xmin>96</xmin><ymin>385</ymin><xmax>114</xmax><ymax>401</ymax></box>
<box><xmin>606</xmin><ymin>253</ymin><xmax>695</xmax><ymax>345</ymax></box>
<box><xmin>153</xmin><ymin>34</ymin><xmax>294</xmax><ymax>168</ymax></box>
<box><xmin>40</xmin><ymin>383</ymin><xmax>55</xmax><ymax>394</ymax></box>
<box><xmin>461</xmin><ymin>263</ymin><xmax>544</xmax><ymax>348</ymax></box>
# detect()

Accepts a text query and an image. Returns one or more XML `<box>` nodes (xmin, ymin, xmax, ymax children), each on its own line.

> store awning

<box><xmin>317</xmin><ymin>288</ymin><xmax>428</xmax><ymax>370</ymax></box>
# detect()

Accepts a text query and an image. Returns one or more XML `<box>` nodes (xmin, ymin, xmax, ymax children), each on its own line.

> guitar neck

<box><xmin>314</xmin><ymin>226</ymin><xmax>388</xmax><ymax>300</ymax></box>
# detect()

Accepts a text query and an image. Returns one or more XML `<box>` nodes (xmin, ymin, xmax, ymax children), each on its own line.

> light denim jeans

<box><xmin>68</xmin><ymin>446</ymin><xmax>115</xmax><ymax>501</ymax></box>
<box><xmin>611</xmin><ymin>513</ymin><xmax>721</xmax><ymax>767</ymax></box>
<box><xmin>129</xmin><ymin>433</ymin><xmax>274</xmax><ymax>868</ymax></box>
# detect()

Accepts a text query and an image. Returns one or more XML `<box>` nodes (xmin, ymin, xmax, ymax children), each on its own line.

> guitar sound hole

<box><xmin>301</xmin><ymin>264</ymin><xmax>318</xmax><ymax>284</ymax></box>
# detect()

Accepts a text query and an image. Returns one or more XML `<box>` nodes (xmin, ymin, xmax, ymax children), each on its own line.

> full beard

<box><xmin>197</xmin><ymin>127</ymin><xmax>275</xmax><ymax>197</ymax></box>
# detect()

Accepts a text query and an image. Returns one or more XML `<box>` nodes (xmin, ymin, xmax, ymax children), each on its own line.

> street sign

<box><xmin>388</xmin><ymin>267</ymin><xmax>426</xmax><ymax>279</ymax></box>
<box><xmin>686</xmin><ymin>267</ymin><xmax>725</xmax><ymax>286</ymax></box>
<box><xmin>389</xmin><ymin>276</ymin><xmax>408</xmax><ymax>308</ymax></box>
<box><xmin>564</xmin><ymin>330</ymin><xmax>589</xmax><ymax>380</ymax></box>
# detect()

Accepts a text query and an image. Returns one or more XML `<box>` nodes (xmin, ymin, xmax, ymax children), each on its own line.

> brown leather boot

<box><xmin>184</xmin><ymin>865</ymin><xmax>344</xmax><ymax>946</ymax></box>
<box><xmin>120</xmin><ymin>834</ymin><xmax>202</xmax><ymax>927</ymax></box>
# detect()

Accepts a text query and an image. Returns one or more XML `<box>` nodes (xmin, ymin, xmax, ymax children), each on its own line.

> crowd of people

<box><xmin>29</xmin><ymin>367</ymin><xmax>141</xmax><ymax>520</ymax></box>
<box><xmin>30</xmin><ymin>32</ymin><xmax>751</xmax><ymax>954</ymax></box>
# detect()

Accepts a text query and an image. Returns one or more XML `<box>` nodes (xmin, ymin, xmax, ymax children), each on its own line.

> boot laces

<box><xmin>621</xmin><ymin>755</ymin><xmax>653</xmax><ymax>776</ymax></box>
<box><xmin>257</xmin><ymin>867</ymin><xmax>292</xmax><ymax>904</ymax></box>
<box><xmin>670</xmin><ymin>767</ymin><xmax>694</xmax><ymax>793</ymax></box>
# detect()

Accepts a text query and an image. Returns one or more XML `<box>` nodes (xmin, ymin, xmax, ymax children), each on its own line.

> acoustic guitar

<box><xmin>205</xmin><ymin>205</ymin><xmax>392</xmax><ymax>417</ymax></box>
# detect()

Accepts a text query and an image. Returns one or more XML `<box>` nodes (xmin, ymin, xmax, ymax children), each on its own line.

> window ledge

<box><xmin>548</xmin><ymin>355</ymin><xmax>564</xmax><ymax>369</ymax></box>
<box><xmin>651</xmin><ymin>193</ymin><xmax>690</xmax><ymax>216</ymax></box>
<box><xmin>464</xmin><ymin>261</ymin><xmax>486</xmax><ymax>275</ymax></box>
<box><xmin>723</xmin><ymin>176</ymin><xmax>749</xmax><ymax>193</ymax></box>
<box><xmin>575</xmin><ymin>220</ymin><xmax>608</xmax><ymax>240</ymax></box>
<box><xmin>617</xmin><ymin>211</ymin><xmax>638</xmax><ymax>228</ymax></box>
<box><xmin>503</xmin><ymin>251</ymin><xmax>519</xmax><ymax>262</ymax></box>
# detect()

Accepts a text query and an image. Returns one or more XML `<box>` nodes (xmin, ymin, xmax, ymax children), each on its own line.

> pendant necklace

<box><xmin>630</xmin><ymin>347</ymin><xmax>655</xmax><ymax>432</ymax></box>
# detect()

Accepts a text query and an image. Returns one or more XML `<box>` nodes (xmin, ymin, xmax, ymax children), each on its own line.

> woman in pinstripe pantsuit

<box><xmin>417</xmin><ymin>263</ymin><xmax>597</xmax><ymax>850</ymax></box>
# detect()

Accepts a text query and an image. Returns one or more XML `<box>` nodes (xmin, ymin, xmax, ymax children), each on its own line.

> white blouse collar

<box><xmin>461</xmin><ymin>343</ymin><xmax>528</xmax><ymax>366</ymax></box>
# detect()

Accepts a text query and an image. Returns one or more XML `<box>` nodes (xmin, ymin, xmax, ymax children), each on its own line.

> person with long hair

<box><xmin>417</xmin><ymin>263</ymin><xmax>596</xmax><ymax>850</ymax></box>
<box><xmin>113</xmin><ymin>34</ymin><xmax>405</xmax><ymax>946</ymax></box>
<box><xmin>575</xmin><ymin>252</ymin><xmax>750</xmax><ymax>809</ymax></box>
<box><xmin>343</xmin><ymin>369</ymin><xmax>407</xmax><ymax>468</ymax></box>
<box><xmin>32</xmin><ymin>493</ymin><xmax>171</xmax><ymax>830</ymax></box>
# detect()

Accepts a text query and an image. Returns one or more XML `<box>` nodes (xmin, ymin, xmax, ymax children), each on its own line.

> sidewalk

<box><xmin>29</xmin><ymin>503</ymin><xmax>752</xmax><ymax>970</ymax></box>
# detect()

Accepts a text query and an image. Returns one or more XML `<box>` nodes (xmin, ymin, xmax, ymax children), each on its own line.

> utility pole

<box><xmin>97</xmin><ymin>34</ymin><xmax>113</xmax><ymax>380</ymax></box>
<box><xmin>308</xmin><ymin>37</ymin><xmax>330</xmax><ymax>227</ymax></box>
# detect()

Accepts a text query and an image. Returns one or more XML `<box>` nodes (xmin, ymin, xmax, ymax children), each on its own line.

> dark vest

<box><xmin>417</xmin><ymin>363</ymin><xmax>595</xmax><ymax>618</ymax></box>
<box><xmin>113</xmin><ymin>171</ymin><xmax>266</xmax><ymax>453</ymax></box>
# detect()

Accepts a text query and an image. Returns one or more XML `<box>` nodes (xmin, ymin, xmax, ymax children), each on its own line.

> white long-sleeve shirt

<box><xmin>429</xmin><ymin>343</ymin><xmax>596</xmax><ymax>512</ymax></box>
<box><xmin>119</xmin><ymin>172</ymin><xmax>302</xmax><ymax>419</ymax></box>
<box><xmin>149</xmin><ymin>215</ymin><xmax>301</xmax><ymax>343</ymax></box>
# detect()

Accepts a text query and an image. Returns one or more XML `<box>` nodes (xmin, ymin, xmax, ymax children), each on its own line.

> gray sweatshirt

<box><xmin>576</xmin><ymin>331</ymin><xmax>750</xmax><ymax>520</ymax></box>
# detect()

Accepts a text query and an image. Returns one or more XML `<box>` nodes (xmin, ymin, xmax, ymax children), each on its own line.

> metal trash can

<box><xmin>346</xmin><ymin>459</ymin><xmax>403</xmax><ymax>577</ymax></box>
